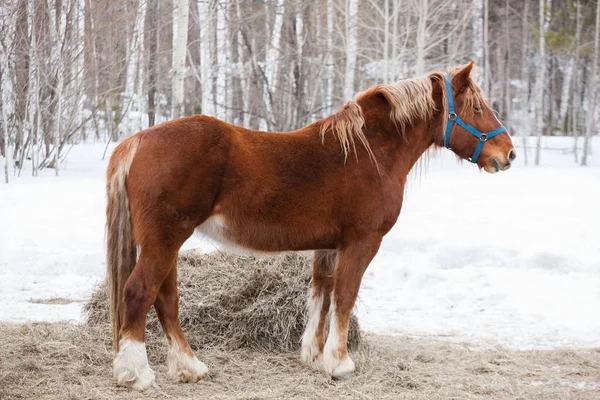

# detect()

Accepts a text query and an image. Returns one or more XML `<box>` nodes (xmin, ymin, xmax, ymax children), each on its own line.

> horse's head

<box><xmin>435</xmin><ymin>62</ymin><xmax>516</xmax><ymax>173</ymax></box>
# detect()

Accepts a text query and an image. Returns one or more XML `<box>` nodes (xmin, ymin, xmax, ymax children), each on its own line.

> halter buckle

<box><xmin>449</xmin><ymin>112</ymin><xmax>457</xmax><ymax>120</ymax></box>
<box><xmin>480</xmin><ymin>133</ymin><xmax>487</xmax><ymax>142</ymax></box>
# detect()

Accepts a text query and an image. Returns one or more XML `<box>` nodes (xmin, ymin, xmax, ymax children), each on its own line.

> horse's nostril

<box><xmin>508</xmin><ymin>149</ymin><xmax>517</xmax><ymax>163</ymax></box>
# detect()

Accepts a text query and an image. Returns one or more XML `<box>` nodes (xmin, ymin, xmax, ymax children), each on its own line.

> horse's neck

<box><xmin>361</xmin><ymin>110</ymin><xmax>435</xmax><ymax>179</ymax></box>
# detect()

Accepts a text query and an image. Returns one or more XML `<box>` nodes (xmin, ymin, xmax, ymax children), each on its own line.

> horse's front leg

<box><xmin>322</xmin><ymin>234</ymin><xmax>382</xmax><ymax>378</ymax></box>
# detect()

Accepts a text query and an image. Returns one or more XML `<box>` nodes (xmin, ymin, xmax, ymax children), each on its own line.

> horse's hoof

<box><xmin>331</xmin><ymin>356</ymin><xmax>356</xmax><ymax>380</ymax></box>
<box><xmin>167</xmin><ymin>344</ymin><xmax>208</xmax><ymax>383</ymax></box>
<box><xmin>300</xmin><ymin>340</ymin><xmax>321</xmax><ymax>364</ymax></box>
<box><xmin>113</xmin><ymin>339</ymin><xmax>156</xmax><ymax>390</ymax></box>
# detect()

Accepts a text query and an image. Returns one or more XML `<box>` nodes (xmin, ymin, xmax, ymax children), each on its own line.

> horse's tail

<box><xmin>106</xmin><ymin>135</ymin><xmax>141</xmax><ymax>352</ymax></box>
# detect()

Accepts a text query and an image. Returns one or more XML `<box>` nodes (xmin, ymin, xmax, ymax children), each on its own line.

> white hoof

<box><xmin>113</xmin><ymin>339</ymin><xmax>156</xmax><ymax>390</ymax></box>
<box><xmin>300</xmin><ymin>337</ymin><xmax>321</xmax><ymax>363</ymax></box>
<box><xmin>167</xmin><ymin>342</ymin><xmax>208</xmax><ymax>383</ymax></box>
<box><xmin>323</xmin><ymin>348</ymin><xmax>355</xmax><ymax>378</ymax></box>
<box><xmin>332</xmin><ymin>356</ymin><xmax>355</xmax><ymax>378</ymax></box>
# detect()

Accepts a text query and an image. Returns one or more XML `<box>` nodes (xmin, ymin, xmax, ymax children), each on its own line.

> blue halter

<box><xmin>443</xmin><ymin>73</ymin><xmax>506</xmax><ymax>163</ymax></box>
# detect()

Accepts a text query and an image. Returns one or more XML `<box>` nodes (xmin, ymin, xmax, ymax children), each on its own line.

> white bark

<box><xmin>172</xmin><ymin>0</ymin><xmax>190</xmax><ymax>119</ymax></box>
<box><xmin>415</xmin><ymin>0</ymin><xmax>428</xmax><ymax>76</ymax></box>
<box><xmin>383</xmin><ymin>0</ymin><xmax>389</xmax><ymax>82</ymax></box>
<box><xmin>263</xmin><ymin>0</ymin><xmax>285</xmax><ymax>129</ymax></box>
<box><xmin>519</xmin><ymin>0</ymin><xmax>529</xmax><ymax>165</ymax></box>
<box><xmin>235</xmin><ymin>0</ymin><xmax>250</xmax><ymax>127</ymax></box>
<box><xmin>391</xmin><ymin>0</ymin><xmax>399</xmax><ymax>80</ymax></box>
<box><xmin>199</xmin><ymin>0</ymin><xmax>215</xmax><ymax>117</ymax></box>
<box><xmin>534</xmin><ymin>0</ymin><xmax>548</xmax><ymax>165</ymax></box>
<box><xmin>559</xmin><ymin>59</ymin><xmax>573</xmax><ymax>124</ymax></box>
<box><xmin>344</xmin><ymin>0</ymin><xmax>359</xmax><ymax>100</ymax></box>
<box><xmin>572</xmin><ymin>0</ymin><xmax>582</xmax><ymax>161</ymax></box>
<box><xmin>125</xmin><ymin>0</ymin><xmax>147</xmax><ymax>131</ymax></box>
<box><xmin>0</xmin><ymin>50</ymin><xmax>9</xmax><ymax>183</ymax></box>
<box><xmin>29</xmin><ymin>4</ymin><xmax>38</xmax><ymax>177</ymax></box>
<box><xmin>325</xmin><ymin>0</ymin><xmax>334</xmax><ymax>115</ymax></box>
<box><xmin>471</xmin><ymin>0</ymin><xmax>483</xmax><ymax>65</ymax></box>
<box><xmin>51</xmin><ymin>0</ymin><xmax>66</xmax><ymax>176</ymax></box>
<box><xmin>215</xmin><ymin>0</ymin><xmax>229</xmax><ymax>121</ymax></box>
<box><xmin>483</xmin><ymin>0</ymin><xmax>490</xmax><ymax>94</ymax></box>
<box><xmin>581</xmin><ymin>0</ymin><xmax>600</xmax><ymax>166</ymax></box>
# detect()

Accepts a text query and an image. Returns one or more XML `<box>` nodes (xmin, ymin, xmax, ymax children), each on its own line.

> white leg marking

<box><xmin>167</xmin><ymin>341</ymin><xmax>208</xmax><ymax>383</ymax></box>
<box><xmin>301</xmin><ymin>286</ymin><xmax>323</xmax><ymax>363</ymax></box>
<box><xmin>113</xmin><ymin>339</ymin><xmax>155</xmax><ymax>390</ymax></box>
<box><xmin>322</xmin><ymin>295</ymin><xmax>355</xmax><ymax>378</ymax></box>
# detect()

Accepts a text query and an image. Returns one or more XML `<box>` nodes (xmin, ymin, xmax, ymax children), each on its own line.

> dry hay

<box><xmin>1</xmin><ymin>323</ymin><xmax>600</xmax><ymax>399</ymax></box>
<box><xmin>3</xmin><ymin>251</ymin><xmax>599</xmax><ymax>398</ymax></box>
<box><xmin>85</xmin><ymin>251</ymin><xmax>361</xmax><ymax>352</ymax></box>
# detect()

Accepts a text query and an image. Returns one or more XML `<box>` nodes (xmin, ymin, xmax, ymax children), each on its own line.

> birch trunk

<box><xmin>235</xmin><ymin>0</ymin><xmax>250</xmax><ymax>126</ymax></box>
<box><xmin>383</xmin><ymin>0</ymin><xmax>389</xmax><ymax>82</ymax></box>
<box><xmin>344</xmin><ymin>0</ymin><xmax>359</xmax><ymax>99</ymax></box>
<box><xmin>146</xmin><ymin>0</ymin><xmax>158</xmax><ymax>127</ymax></box>
<box><xmin>483</xmin><ymin>0</ymin><xmax>490</xmax><ymax>95</ymax></box>
<box><xmin>325</xmin><ymin>0</ymin><xmax>334</xmax><ymax>115</ymax></box>
<box><xmin>172</xmin><ymin>0</ymin><xmax>189</xmax><ymax>119</ymax></box>
<box><xmin>581</xmin><ymin>0</ymin><xmax>600</xmax><ymax>166</ymax></box>
<box><xmin>0</xmin><ymin>56</ymin><xmax>8</xmax><ymax>183</ymax></box>
<box><xmin>263</xmin><ymin>0</ymin><xmax>285</xmax><ymax>129</ymax></box>
<box><xmin>534</xmin><ymin>0</ymin><xmax>547</xmax><ymax>165</ymax></box>
<box><xmin>503</xmin><ymin>0</ymin><xmax>510</xmax><ymax>123</ymax></box>
<box><xmin>215</xmin><ymin>0</ymin><xmax>229</xmax><ymax>121</ymax></box>
<box><xmin>472</xmin><ymin>0</ymin><xmax>483</xmax><ymax>66</ymax></box>
<box><xmin>125</xmin><ymin>0</ymin><xmax>147</xmax><ymax>130</ymax></box>
<box><xmin>199</xmin><ymin>0</ymin><xmax>215</xmax><ymax>117</ymax></box>
<box><xmin>415</xmin><ymin>0</ymin><xmax>428</xmax><ymax>76</ymax></box>
<box><xmin>51</xmin><ymin>0</ymin><xmax>66</xmax><ymax>175</ymax></box>
<box><xmin>572</xmin><ymin>0</ymin><xmax>582</xmax><ymax>161</ymax></box>
<box><xmin>519</xmin><ymin>0</ymin><xmax>529</xmax><ymax>165</ymax></box>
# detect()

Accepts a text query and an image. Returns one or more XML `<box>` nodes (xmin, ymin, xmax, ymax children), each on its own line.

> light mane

<box><xmin>319</xmin><ymin>65</ymin><xmax>488</xmax><ymax>160</ymax></box>
<box><xmin>319</xmin><ymin>101</ymin><xmax>373</xmax><ymax>163</ymax></box>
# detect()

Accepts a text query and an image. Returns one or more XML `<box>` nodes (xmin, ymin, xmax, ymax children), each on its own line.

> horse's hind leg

<box><xmin>301</xmin><ymin>250</ymin><xmax>336</xmax><ymax>363</ymax></box>
<box><xmin>322</xmin><ymin>235</ymin><xmax>382</xmax><ymax>378</ymax></box>
<box><xmin>113</xmin><ymin>245</ymin><xmax>178</xmax><ymax>390</ymax></box>
<box><xmin>154</xmin><ymin>264</ymin><xmax>208</xmax><ymax>383</ymax></box>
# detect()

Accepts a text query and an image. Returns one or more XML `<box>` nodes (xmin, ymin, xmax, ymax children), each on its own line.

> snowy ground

<box><xmin>1</xmin><ymin>137</ymin><xmax>598</xmax><ymax>350</ymax></box>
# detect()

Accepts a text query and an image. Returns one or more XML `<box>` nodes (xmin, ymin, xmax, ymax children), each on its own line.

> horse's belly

<box><xmin>195</xmin><ymin>214</ymin><xmax>336</xmax><ymax>253</ymax></box>
<box><xmin>195</xmin><ymin>215</ymin><xmax>257</xmax><ymax>254</ymax></box>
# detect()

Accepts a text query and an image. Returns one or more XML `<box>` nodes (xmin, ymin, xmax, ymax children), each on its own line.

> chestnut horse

<box><xmin>106</xmin><ymin>62</ymin><xmax>515</xmax><ymax>390</ymax></box>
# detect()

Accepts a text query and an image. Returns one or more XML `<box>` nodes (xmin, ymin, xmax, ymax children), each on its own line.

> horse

<box><xmin>106</xmin><ymin>61</ymin><xmax>515</xmax><ymax>390</ymax></box>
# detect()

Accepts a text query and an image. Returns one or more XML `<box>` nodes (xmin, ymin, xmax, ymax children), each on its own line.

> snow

<box><xmin>0</xmin><ymin>137</ymin><xmax>598</xmax><ymax>350</ymax></box>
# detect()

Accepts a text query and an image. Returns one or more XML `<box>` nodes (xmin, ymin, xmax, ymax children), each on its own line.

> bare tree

<box><xmin>535</xmin><ymin>0</ymin><xmax>549</xmax><ymax>165</ymax></box>
<box><xmin>172</xmin><ymin>0</ymin><xmax>190</xmax><ymax>119</ymax></box>
<box><xmin>581</xmin><ymin>0</ymin><xmax>600</xmax><ymax>166</ymax></box>
<box><xmin>344</xmin><ymin>0</ymin><xmax>358</xmax><ymax>100</ymax></box>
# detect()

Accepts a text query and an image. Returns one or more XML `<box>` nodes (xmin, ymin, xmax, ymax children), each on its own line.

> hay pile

<box><xmin>86</xmin><ymin>251</ymin><xmax>360</xmax><ymax>351</ymax></box>
<box><xmin>2</xmin><ymin>323</ymin><xmax>600</xmax><ymax>400</ymax></box>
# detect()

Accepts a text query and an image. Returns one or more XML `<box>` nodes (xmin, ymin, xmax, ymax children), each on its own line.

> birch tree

<box><xmin>172</xmin><ymin>0</ymin><xmax>190</xmax><ymax>119</ymax></box>
<box><xmin>263</xmin><ymin>0</ymin><xmax>285</xmax><ymax>129</ymax></box>
<box><xmin>0</xmin><ymin>48</ymin><xmax>9</xmax><ymax>183</ymax></box>
<box><xmin>581</xmin><ymin>0</ymin><xmax>600</xmax><ymax>166</ymax></box>
<box><xmin>344</xmin><ymin>0</ymin><xmax>359</xmax><ymax>100</ymax></box>
<box><xmin>535</xmin><ymin>0</ymin><xmax>549</xmax><ymax>165</ymax></box>
<box><xmin>199</xmin><ymin>0</ymin><xmax>215</xmax><ymax>117</ymax></box>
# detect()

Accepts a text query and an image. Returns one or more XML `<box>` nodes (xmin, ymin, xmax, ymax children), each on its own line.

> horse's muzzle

<box><xmin>491</xmin><ymin>158</ymin><xmax>511</xmax><ymax>172</ymax></box>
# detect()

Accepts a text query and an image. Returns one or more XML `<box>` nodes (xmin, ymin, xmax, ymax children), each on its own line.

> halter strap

<box><xmin>443</xmin><ymin>73</ymin><xmax>506</xmax><ymax>163</ymax></box>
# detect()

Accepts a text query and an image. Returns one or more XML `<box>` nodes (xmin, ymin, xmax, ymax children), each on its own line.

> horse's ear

<box><xmin>452</xmin><ymin>61</ymin><xmax>474</xmax><ymax>91</ymax></box>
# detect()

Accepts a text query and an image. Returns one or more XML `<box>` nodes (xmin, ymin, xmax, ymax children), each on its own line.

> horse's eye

<box><xmin>474</xmin><ymin>105</ymin><xmax>483</xmax><ymax>112</ymax></box>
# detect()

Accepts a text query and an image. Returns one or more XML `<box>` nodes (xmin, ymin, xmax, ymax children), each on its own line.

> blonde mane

<box><xmin>318</xmin><ymin>65</ymin><xmax>488</xmax><ymax>160</ymax></box>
